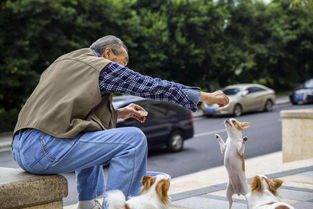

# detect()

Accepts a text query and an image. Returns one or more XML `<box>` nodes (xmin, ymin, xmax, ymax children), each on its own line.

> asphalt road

<box><xmin>1</xmin><ymin>103</ymin><xmax>312</xmax><ymax>205</ymax></box>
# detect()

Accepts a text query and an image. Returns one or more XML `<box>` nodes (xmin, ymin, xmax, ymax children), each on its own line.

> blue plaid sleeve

<box><xmin>99</xmin><ymin>62</ymin><xmax>199</xmax><ymax>112</ymax></box>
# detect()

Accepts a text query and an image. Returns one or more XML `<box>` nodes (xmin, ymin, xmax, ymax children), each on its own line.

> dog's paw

<box><xmin>243</xmin><ymin>136</ymin><xmax>248</xmax><ymax>142</ymax></box>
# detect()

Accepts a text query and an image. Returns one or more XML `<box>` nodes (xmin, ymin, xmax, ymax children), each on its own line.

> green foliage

<box><xmin>290</xmin><ymin>0</ymin><xmax>313</xmax><ymax>7</ymax></box>
<box><xmin>0</xmin><ymin>0</ymin><xmax>313</xmax><ymax>131</ymax></box>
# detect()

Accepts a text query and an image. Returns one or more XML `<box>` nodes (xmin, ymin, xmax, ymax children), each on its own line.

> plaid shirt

<box><xmin>99</xmin><ymin>62</ymin><xmax>199</xmax><ymax>112</ymax></box>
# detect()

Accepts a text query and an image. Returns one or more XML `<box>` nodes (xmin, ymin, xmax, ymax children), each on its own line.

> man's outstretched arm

<box><xmin>99</xmin><ymin>62</ymin><xmax>229</xmax><ymax>112</ymax></box>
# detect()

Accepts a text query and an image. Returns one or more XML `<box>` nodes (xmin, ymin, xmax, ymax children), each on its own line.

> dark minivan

<box><xmin>113</xmin><ymin>95</ymin><xmax>194</xmax><ymax>152</ymax></box>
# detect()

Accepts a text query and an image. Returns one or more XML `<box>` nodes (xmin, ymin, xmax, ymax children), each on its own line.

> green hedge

<box><xmin>1</xmin><ymin>0</ymin><xmax>312</xmax><ymax>132</ymax></box>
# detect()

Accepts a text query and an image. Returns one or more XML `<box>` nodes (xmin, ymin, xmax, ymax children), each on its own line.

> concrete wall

<box><xmin>280</xmin><ymin>109</ymin><xmax>313</xmax><ymax>162</ymax></box>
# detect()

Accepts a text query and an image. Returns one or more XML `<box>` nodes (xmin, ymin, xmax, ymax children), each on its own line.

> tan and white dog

<box><xmin>106</xmin><ymin>174</ymin><xmax>170</xmax><ymax>209</ymax></box>
<box><xmin>247</xmin><ymin>175</ymin><xmax>294</xmax><ymax>209</ymax></box>
<box><xmin>215</xmin><ymin>118</ymin><xmax>250</xmax><ymax>209</ymax></box>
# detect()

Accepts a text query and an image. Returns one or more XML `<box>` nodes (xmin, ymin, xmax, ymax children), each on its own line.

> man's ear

<box><xmin>101</xmin><ymin>48</ymin><xmax>111</xmax><ymax>59</ymax></box>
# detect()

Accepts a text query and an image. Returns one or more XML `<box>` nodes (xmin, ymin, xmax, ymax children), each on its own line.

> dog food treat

<box><xmin>138</xmin><ymin>110</ymin><xmax>148</xmax><ymax>117</ymax></box>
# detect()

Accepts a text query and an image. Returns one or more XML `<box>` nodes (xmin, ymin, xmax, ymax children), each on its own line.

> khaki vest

<box><xmin>14</xmin><ymin>48</ymin><xmax>116</xmax><ymax>138</ymax></box>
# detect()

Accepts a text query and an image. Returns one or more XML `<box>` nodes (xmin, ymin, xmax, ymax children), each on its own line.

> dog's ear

<box><xmin>140</xmin><ymin>175</ymin><xmax>156</xmax><ymax>194</ymax></box>
<box><xmin>272</xmin><ymin>178</ymin><xmax>283</xmax><ymax>189</ymax></box>
<box><xmin>233</xmin><ymin>120</ymin><xmax>250</xmax><ymax>131</ymax></box>
<box><xmin>156</xmin><ymin>180</ymin><xmax>170</xmax><ymax>204</ymax></box>
<box><xmin>251</xmin><ymin>176</ymin><xmax>263</xmax><ymax>192</ymax></box>
<box><xmin>266</xmin><ymin>178</ymin><xmax>283</xmax><ymax>196</ymax></box>
<box><xmin>240</xmin><ymin>122</ymin><xmax>250</xmax><ymax>130</ymax></box>
<box><xmin>141</xmin><ymin>175</ymin><xmax>151</xmax><ymax>185</ymax></box>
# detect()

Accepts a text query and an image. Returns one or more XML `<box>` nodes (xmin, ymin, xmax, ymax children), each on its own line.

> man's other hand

<box><xmin>117</xmin><ymin>103</ymin><xmax>147</xmax><ymax>123</ymax></box>
<box><xmin>200</xmin><ymin>90</ymin><xmax>229</xmax><ymax>107</ymax></box>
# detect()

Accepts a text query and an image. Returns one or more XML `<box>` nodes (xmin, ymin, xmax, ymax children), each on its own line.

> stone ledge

<box><xmin>0</xmin><ymin>167</ymin><xmax>68</xmax><ymax>209</ymax></box>
<box><xmin>280</xmin><ymin>108</ymin><xmax>313</xmax><ymax>162</ymax></box>
<box><xmin>280</xmin><ymin>109</ymin><xmax>313</xmax><ymax>119</ymax></box>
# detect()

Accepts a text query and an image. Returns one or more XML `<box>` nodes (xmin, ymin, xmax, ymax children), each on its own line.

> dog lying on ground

<box><xmin>246</xmin><ymin>175</ymin><xmax>294</xmax><ymax>209</ymax></box>
<box><xmin>106</xmin><ymin>174</ymin><xmax>170</xmax><ymax>209</ymax></box>
<box><xmin>215</xmin><ymin>118</ymin><xmax>250</xmax><ymax>209</ymax></box>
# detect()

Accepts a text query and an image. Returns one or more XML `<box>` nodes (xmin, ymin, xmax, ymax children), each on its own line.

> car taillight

<box><xmin>189</xmin><ymin>112</ymin><xmax>194</xmax><ymax>124</ymax></box>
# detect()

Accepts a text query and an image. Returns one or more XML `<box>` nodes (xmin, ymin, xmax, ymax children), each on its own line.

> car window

<box><xmin>247</xmin><ymin>87</ymin><xmax>255</xmax><ymax>94</ymax></box>
<box><xmin>223</xmin><ymin>88</ymin><xmax>241</xmax><ymax>96</ymax></box>
<box><xmin>254</xmin><ymin>87</ymin><xmax>266</xmax><ymax>92</ymax></box>
<box><xmin>304</xmin><ymin>79</ymin><xmax>313</xmax><ymax>88</ymax></box>
<box><xmin>135</xmin><ymin>100</ymin><xmax>167</xmax><ymax>119</ymax></box>
<box><xmin>160</xmin><ymin>102</ymin><xmax>187</xmax><ymax>116</ymax></box>
<box><xmin>247</xmin><ymin>86</ymin><xmax>265</xmax><ymax>94</ymax></box>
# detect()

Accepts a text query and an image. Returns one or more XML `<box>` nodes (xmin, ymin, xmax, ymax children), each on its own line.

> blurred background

<box><xmin>0</xmin><ymin>0</ymin><xmax>312</xmax><ymax>131</ymax></box>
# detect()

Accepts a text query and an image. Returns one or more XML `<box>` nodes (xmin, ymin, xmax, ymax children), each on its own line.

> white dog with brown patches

<box><xmin>247</xmin><ymin>175</ymin><xmax>294</xmax><ymax>209</ymax></box>
<box><xmin>215</xmin><ymin>118</ymin><xmax>250</xmax><ymax>209</ymax></box>
<box><xmin>106</xmin><ymin>174</ymin><xmax>170</xmax><ymax>209</ymax></box>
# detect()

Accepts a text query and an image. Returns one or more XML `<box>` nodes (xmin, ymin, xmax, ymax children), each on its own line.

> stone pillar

<box><xmin>280</xmin><ymin>109</ymin><xmax>313</xmax><ymax>162</ymax></box>
<box><xmin>0</xmin><ymin>167</ymin><xmax>68</xmax><ymax>209</ymax></box>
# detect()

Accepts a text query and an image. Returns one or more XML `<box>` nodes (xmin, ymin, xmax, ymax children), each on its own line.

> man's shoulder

<box><xmin>55</xmin><ymin>48</ymin><xmax>111</xmax><ymax>71</ymax></box>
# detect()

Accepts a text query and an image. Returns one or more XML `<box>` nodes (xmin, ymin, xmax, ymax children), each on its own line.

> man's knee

<box><xmin>128</xmin><ymin>127</ymin><xmax>147</xmax><ymax>148</ymax></box>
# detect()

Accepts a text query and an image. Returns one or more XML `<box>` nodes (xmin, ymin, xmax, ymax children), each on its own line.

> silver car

<box><xmin>201</xmin><ymin>84</ymin><xmax>276</xmax><ymax>117</ymax></box>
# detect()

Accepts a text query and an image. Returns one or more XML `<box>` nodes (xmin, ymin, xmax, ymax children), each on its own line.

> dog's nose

<box><xmin>225</xmin><ymin>119</ymin><xmax>232</xmax><ymax>127</ymax></box>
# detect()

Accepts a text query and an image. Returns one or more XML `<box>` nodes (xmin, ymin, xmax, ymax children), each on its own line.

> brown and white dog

<box><xmin>106</xmin><ymin>174</ymin><xmax>170</xmax><ymax>209</ymax></box>
<box><xmin>247</xmin><ymin>175</ymin><xmax>294</xmax><ymax>209</ymax></box>
<box><xmin>215</xmin><ymin>118</ymin><xmax>250</xmax><ymax>209</ymax></box>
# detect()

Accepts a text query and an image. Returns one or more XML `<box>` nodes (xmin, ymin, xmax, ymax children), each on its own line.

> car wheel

<box><xmin>233</xmin><ymin>104</ymin><xmax>242</xmax><ymax>117</ymax></box>
<box><xmin>264</xmin><ymin>100</ymin><xmax>273</xmax><ymax>112</ymax></box>
<box><xmin>167</xmin><ymin>130</ymin><xmax>184</xmax><ymax>152</ymax></box>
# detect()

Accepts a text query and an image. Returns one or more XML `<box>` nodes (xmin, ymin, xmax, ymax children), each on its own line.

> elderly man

<box><xmin>12</xmin><ymin>35</ymin><xmax>229</xmax><ymax>209</ymax></box>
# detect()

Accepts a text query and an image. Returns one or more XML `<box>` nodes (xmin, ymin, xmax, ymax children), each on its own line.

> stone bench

<box><xmin>0</xmin><ymin>167</ymin><xmax>68</xmax><ymax>209</ymax></box>
<box><xmin>280</xmin><ymin>108</ymin><xmax>313</xmax><ymax>162</ymax></box>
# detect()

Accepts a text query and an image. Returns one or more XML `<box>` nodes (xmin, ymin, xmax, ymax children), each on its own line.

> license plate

<box><xmin>294</xmin><ymin>95</ymin><xmax>303</xmax><ymax>101</ymax></box>
<box><xmin>206</xmin><ymin>108</ymin><xmax>216</xmax><ymax>113</ymax></box>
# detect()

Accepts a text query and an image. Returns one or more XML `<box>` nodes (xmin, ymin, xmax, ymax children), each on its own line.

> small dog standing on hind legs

<box><xmin>215</xmin><ymin>118</ymin><xmax>250</xmax><ymax>209</ymax></box>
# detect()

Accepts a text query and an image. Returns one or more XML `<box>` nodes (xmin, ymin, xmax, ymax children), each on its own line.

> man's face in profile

<box><xmin>102</xmin><ymin>47</ymin><xmax>128</xmax><ymax>67</ymax></box>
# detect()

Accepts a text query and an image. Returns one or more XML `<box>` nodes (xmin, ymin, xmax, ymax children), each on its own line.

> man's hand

<box><xmin>200</xmin><ymin>90</ymin><xmax>229</xmax><ymax>107</ymax></box>
<box><xmin>117</xmin><ymin>103</ymin><xmax>147</xmax><ymax>123</ymax></box>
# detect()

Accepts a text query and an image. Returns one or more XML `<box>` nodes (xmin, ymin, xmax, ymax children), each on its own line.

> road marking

<box><xmin>194</xmin><ymin>129</ymin><xmax>226</xmax><ymax>138</ymax></box>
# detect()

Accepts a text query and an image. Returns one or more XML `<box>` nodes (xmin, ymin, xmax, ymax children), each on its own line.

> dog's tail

<box><xmin>106</xmin><ymin>190</ymin><xmax>126</xmax><ymax>209</ymax></box>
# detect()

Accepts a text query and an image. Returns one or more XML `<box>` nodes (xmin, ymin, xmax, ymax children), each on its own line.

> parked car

<box><xmin>112</xmin><ymin>95</ymin><xmax>194</xmax><ymax>152</ymax></box>
<box><xmin>201</xmin><ymin>84</ymin><xmax>276</xmax><ymax>117</ymax></box>
<box><xmin>289</xmin><ymin>79</ymin><xmax>313</xmax><ymax>105</ymax></box>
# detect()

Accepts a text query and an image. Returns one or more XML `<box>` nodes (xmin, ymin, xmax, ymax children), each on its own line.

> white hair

<box><xmin>90</xmin><ymin>35</ymin><xmax>128</xmax><ymax>55</ymax></box>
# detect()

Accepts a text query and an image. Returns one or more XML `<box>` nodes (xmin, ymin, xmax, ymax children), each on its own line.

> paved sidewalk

<box><xmin>64</xmin><ymin>152</ymin><xmax>313</xmax><ymax>209</ymax></box>
<box><xmin>169</xmin><ymin>152</ymin><xmax>313</xmax><ymax>209</ymax></box>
